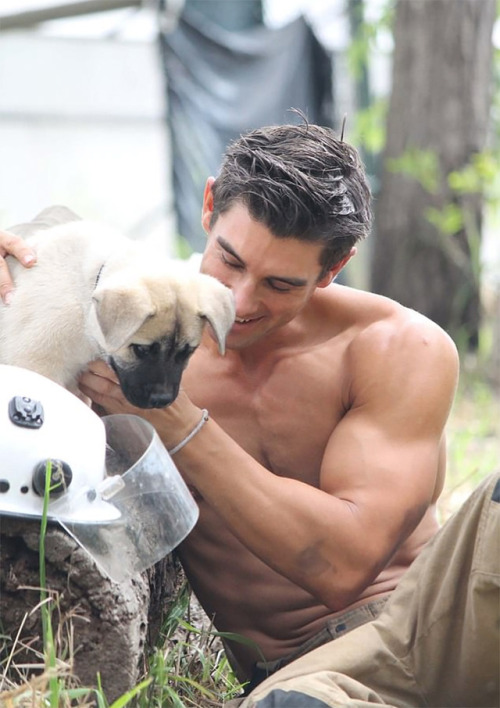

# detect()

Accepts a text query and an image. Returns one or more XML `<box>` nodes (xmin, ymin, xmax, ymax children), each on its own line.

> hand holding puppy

<box><xmin>79</xmin><ymin>359</ymin><xmax>206</xmax><ymax>457</ymax></box>
<box><xmin>0</xmin><ymin>229</ymin><xmax>37</xmax><ymax>304</ymax></box>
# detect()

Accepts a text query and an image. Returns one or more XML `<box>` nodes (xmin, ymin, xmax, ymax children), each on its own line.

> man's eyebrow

<box><xmin>217</xmin><ymin>236</ymin><xmax>308</xmax><ymax>288</ymax></box>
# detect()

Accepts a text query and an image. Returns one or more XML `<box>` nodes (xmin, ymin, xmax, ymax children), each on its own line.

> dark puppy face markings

<box><xmin>110</xmin><ymin>324</ymin><xmax>198</xmax><ymax>409</ymax></box>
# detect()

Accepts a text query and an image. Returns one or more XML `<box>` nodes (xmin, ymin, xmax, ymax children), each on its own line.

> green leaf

<box><xmin>350</xmin><ymin>99</ymin><xmax>388</xmax><ymax>153</ymax></box>
<box><xmin>386</xmin><ymin>148</ymin><xmax>440</xmax><ymax>193</ymax></box>
<box><xmin>109</xmin><ymin>678</ymin><xmax>152</xmax><ymax>708</ymax></box>
<box><xmin>425</xmin><ymin>204</ymin><xmax>464</xmax><ymax>235</ymax></box>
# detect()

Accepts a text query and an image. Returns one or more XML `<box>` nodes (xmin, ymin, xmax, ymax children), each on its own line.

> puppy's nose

<box><xmin>147</xmin><ymin>392</ymin><xmax>175</xmax><ymax>408</ymax></box>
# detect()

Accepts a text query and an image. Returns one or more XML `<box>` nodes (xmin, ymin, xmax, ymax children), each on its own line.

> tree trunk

<box><xmin>0</xmin><ymin>518</ymin><xmax>182</xmax><ymax>702</ymax></box>
<box><xmin>371</xmin><ymin>0</ymin><xmax>496</xmax><ymax>348</ymax></box>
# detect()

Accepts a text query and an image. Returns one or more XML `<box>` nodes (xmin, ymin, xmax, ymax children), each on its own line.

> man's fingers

<box><xmin>85</xmin><ymin>359</ymin><xmax>119</xmax><ymax>382</ymax></box>
<box><xmin>0</xmin><ymin>260</ymin><xmax>14</xmax><ymax>304</ymax></box>
<box><xmin>79</xmin><ymin>365</ymin><xmax>138</xmax><ymax>417</ymax></box>
<box><xmin>0</xmin><ymin>229</ymin><xmax>36</xmax><ymax>304</ymax></box>
<box><xmin>0</xmin><ymin>229</ymin><xmax>36</xmax><ymax>263</ymax></box>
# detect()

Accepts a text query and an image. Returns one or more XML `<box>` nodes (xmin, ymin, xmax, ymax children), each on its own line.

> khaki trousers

<box><xmin>239</xmin><ymin>472</ymin><xmax>500</xmax><ymax>708</ymax></box>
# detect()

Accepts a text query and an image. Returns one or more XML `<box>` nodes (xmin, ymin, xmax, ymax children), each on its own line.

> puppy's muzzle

<box><xmin>122</xmin><ymin>383</ymin><xmax>180</xmax><ymax>409</ymax></box>
<box><xmin>110</xmin><ymin>359</ymin><xmax>182</xmax><ymax>409</ymax></box>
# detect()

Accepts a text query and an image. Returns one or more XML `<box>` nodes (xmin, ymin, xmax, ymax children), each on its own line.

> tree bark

<box><xmin>0</xmin><ymin>517</ymin><xmax>182</xmax><ymax>702</ymax></box>
<box><xmin>371</xmin><ymin>0</ymin><xmax>496</xmax><ymax>347</ymax></box>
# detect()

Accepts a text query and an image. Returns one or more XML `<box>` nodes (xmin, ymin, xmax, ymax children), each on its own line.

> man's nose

<box><xmin>231</xmin><ymin>276</ymin><xmax>258</xmax><ymax>313</ymax></box>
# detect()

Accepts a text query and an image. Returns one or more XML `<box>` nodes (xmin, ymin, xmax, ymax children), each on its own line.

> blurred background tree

<box><xmin>370</xmin><ymin>0</ymin><xmax>497</xmax><ymax>351</ymax></box>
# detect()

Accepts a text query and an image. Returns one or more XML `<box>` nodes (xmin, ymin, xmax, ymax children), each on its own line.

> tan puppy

<box><xmin>0</xmin><ymin>208</ymin><xmax>235</xmax><ymax>408</ymax></box>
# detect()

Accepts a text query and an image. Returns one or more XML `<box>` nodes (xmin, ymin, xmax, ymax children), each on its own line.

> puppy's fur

<box><xmin>0</xmin><ymin>207</ymin><xmax>235</xmax><ymax>408</ymax></box>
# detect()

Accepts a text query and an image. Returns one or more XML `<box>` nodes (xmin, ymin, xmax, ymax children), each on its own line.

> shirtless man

<box><xmin>0</xmin><ymin>121</ymin><xmax>459</xmax><ymax>687</ymax></box>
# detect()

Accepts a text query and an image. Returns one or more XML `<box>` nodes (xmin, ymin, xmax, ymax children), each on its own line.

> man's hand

<box><xmin>79</xmin><ymin>360</ymin><xmax>135</xmax><ymax>416</ymax></box>
<box><xmin>0</xmin><ymin>228</ymin><xmax>37</xmax><ymax>304</ymax></box>
<box><xmin>79</xmin><ymin>360</ymin><xmax>204</xmax><ymax>455</ymax></box>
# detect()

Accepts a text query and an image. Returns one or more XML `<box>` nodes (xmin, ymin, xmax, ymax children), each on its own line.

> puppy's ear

<box><xmin>196</xmin><ymin>276</ymin><xmax>235</xmax><ymax>355</ymax></box>
<box><xmin>92</xmin><ymin>287</ymin><xmax>154</xmax><ymax>352</ymax></box>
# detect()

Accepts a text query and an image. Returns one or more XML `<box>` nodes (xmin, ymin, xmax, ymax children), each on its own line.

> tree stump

<box><xmin>0</xmin><ymin>516</ymin><xmax>182</xmax><ymax>702</ymax></box>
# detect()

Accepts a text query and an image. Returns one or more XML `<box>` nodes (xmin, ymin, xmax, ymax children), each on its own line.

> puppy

<box><xmin>0</xmin><ymin>207</ymin><xmax>235</xmax><ymax>408</ymax></box>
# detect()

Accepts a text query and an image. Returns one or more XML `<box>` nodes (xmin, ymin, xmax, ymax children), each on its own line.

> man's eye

<box><xmin>268</xmin><ymin>280</ymin><xmax>292</xmax><ymax>293</ymax></box>
<box><xmin>222</xmin><ymin>254</ymin><xmax>243</xmax><ymax>269</ymax></box>
<box><xmin>131</xmin><ymin>343</ymin><xmax>152</xmax><ymax>359</ymax></box>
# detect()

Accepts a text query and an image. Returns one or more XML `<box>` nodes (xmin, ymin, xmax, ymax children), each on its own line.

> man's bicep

<box><xmin>319</xmin><ymin>402</ymin><xmax>444</xmax><ymax>559</ymax></box>
<box><xmin>322</xmin><ymin>318</ymin><xmax>458</xmax><ymax>513</ymax></box>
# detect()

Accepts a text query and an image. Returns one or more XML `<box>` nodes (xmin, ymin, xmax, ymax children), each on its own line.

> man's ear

<box><xmin>201</xmin><ymin>176</ymin><xmax>216</xmax><ymax>234</ymax></box>
<box><xmin>317</xmin><ymin>247</ymin><xmax>357</xmax><ymax>288</ymax></box>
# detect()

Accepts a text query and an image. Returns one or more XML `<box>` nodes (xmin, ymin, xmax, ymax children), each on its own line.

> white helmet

<box><xmin>0</xmin><ymin>364</ymin><xmax>199</xmax><ymax>582</ymax></box>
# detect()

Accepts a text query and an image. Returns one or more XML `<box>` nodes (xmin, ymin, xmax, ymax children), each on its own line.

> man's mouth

<box><xmin>234</xmin><ymin>316</ymin><xmax>261</xmax><ymax>325</ymax></box>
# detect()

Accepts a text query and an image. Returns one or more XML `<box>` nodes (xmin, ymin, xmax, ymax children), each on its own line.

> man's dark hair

<box><xmin>210</xmin><ymin>120</ymin><xmax>372</xmax><ymax>278</ymax></box>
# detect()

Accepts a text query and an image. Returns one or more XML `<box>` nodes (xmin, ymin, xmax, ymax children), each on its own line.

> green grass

<box><xmin>440</xmin><ymin>370</ymin><xmax>499</xmax><ymax>521</ymax></box>
<box><xmin>134</xmin><ymin>582</ymin><xmax>244</xmax><ymax>708</ymax></box>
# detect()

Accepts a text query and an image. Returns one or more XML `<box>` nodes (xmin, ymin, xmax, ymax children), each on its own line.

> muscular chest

<box><xmin>184</xmin><ymin>345</ymin><xmax>348</xmax><ymax>483</ymax></box>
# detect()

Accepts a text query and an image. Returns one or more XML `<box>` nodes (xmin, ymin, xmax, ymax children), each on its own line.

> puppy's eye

<box><xmin>174</xmin><ymin>344</ymin><xmax>195</xmax><ymax>363</ymax></box>
<box><xmin>131</xmin><ymin>343</ymin><xmax>153</xmax><ymax>359</ymax></box>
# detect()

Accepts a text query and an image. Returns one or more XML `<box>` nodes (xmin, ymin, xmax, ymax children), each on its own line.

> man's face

<box><xmin>200</xmin><ymin>199</ymin><xmax>332</xmax><ymax>350</ymax></box>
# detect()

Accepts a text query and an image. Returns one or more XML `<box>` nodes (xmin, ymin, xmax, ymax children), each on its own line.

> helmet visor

<box><xmin>60</xmin><ymin>414</ymin><xmax>199</xmax><ymax>582</ymax></box>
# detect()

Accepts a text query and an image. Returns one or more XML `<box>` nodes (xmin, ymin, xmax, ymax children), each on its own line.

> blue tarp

<box><xmin>159</xmin><ymin>6</ymin><xmax>333</xmax><ymax>250</ymax></box>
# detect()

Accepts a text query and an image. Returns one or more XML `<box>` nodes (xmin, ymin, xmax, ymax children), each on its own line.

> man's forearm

<box><xmin>167</xmin><ymin>417</ymin><xmax>381</xmax><ymax>610</ymax></box>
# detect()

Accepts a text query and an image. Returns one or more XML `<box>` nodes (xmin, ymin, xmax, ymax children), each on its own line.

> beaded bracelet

<box><xmin>168</xmin><ymin>409</ymin><xmax>209</xmax><ymax>456</ymax></box>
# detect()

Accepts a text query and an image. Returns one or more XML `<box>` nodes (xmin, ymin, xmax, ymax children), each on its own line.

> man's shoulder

<box><xmin>342</xmin><ymin>293</ymin><xmax>459</xmax><ymax>394</ymax></box>
<box><xmin>330</xmin><ymin>285</ymin><xmax>453</xmax><ymax>345</ymax></box>
<box><xmin>313</xmin><ymin>285</ymin><xmax>454</xmax><ymax>359</ymax></box>
<box><xmin>325</xmin><ymin>285</ymin><xmax>434</xmax><ymax>335</ymax></box>
<box><xmin>359</xmin><ymin>301</ymin><xmax>455</xmax><ymax>357</ymax></box>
